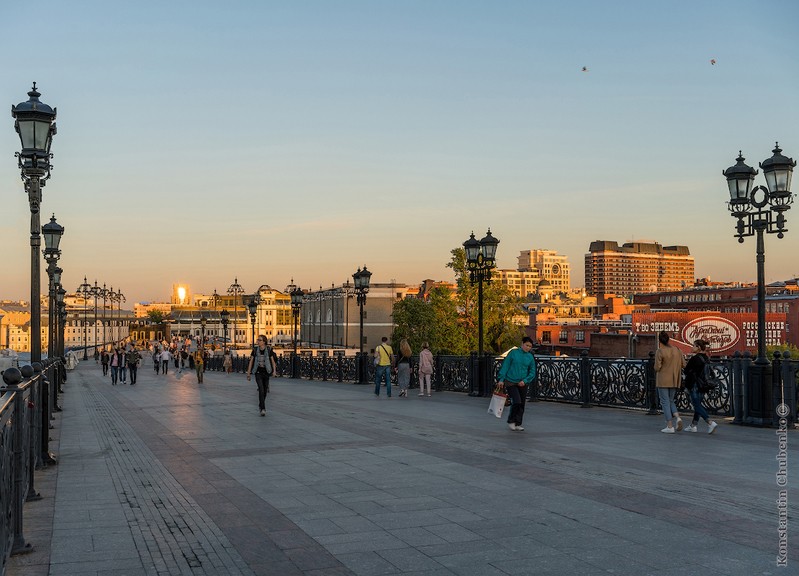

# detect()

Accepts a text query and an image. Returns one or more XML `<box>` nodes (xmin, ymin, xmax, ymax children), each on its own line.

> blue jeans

<box><xmin>110</xmin><ymin>366</ymin><xmax>118</xmax><ymax>385</ymax></box>
<box><xmin>374</xmin><ymin>365</ymin><xmax>392</xmax><ymax>396</ymax></box>
<box><xmin>689</xmin><ymin>388</ymin><xmax>710</xmax><ymax>423</ymax></box>
<box><xmin>657</xmin><ymin>387</ymin><xmax>679</xmax><ymax>423</ymax></box>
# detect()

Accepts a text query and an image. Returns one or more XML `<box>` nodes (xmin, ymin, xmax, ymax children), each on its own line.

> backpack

<box><xmin>698</xmin><ymin>362</ymin><xmax>721</xmax><ymax>393</ymax></box>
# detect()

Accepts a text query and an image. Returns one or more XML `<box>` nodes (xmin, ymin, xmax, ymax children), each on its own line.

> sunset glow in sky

<box><xmin>2</xmin><ymin>1</ymin><xmax>798</xmax><ymax>305</ymax></box>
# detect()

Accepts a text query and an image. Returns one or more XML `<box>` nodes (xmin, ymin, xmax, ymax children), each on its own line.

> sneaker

<box><xmin>708</xmin><ymin>421</ymin><xmax>718</xmax><ymax>434</ymax></box>
<box><xmin>509</xmin><ymin>423</ymin><xmax>518</xmax><ymax>431</ymax></box>
<box><xmin>684</xmin><ymin>424</ymin><xmax>698</xmax><ymax>433</ymax></box>
<box><xmin>418</xmin><ymin>393</ymin><xmax>424</xmax><ymax>397</ymax></box>
<box><xmin>260</xmin><ymin>409</ymin><xmax>266</xmax><ymax>417</ymax></box>
<box><xmin>515</xmin><ymin>425</ymin><xmax>525</xmax><ymax>431</ymax></box>
<box><xmin>675</xmin><ymin>418</ymin><xmax>683</xmax><ymax>431</ymax></box>
<box><xmin>426</xmin><ymin>394</ymin><xmax>431</xmax><ymax>397</ymax></box>
<box><xmin>661</xmin><ymin>427</ymin><xmax>675</xmax><ymax>434</ymax></box>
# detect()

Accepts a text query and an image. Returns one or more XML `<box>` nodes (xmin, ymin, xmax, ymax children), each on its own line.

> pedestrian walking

<box><xmin>223</xmin><ymin>350</ymin><xmax>232</xmax><ymax>374</ymax></box>
<box><xmin>94</xmin><ymin>349</ymin><xmax>99</xmax><ymax>364</ymax></box>
<box><xmin>160</xmin><ymin>348</ymin><xmax>172</xmax><ymax>374</ymax></box>
<box><xmin>654</xmin><ymin>331</ymin><xmax>685</xmax><ymax>434</ymax></box>
<box><xmin>396</xmin><ymin>338</ymin><xmax>413</xmax><ymax>397</ymax></box>
<box><xmin>683</xmin><ymin>339</ymin><xmax>719</xmax><ymax>434</ymax></box>
<box><xmin>246</xmin><ymin>335</ymin><xmax>277</xmax><ymax>416</ymax></box>
<box><xmin>195</xmin><ymin>350</ymin><xmax>204</xmax><ymax>383</ymax></box>
<box><xmin>374</xmin><ymin>336</ymin><xmax>394</xmax><ymax>397</ymax></box>
<box><xmin>153</xmin><ymin>347</ymin><xmax>160</xmax><ymax>374</ymax></box>
<box><xmin>497</xmin><ymin>336</ymin><xmax>537</xmax><ymax>431</ymax></box>
<box><xmin>127</xmin><ymin>347</ymin><xmax>141</xmax><ymax>385</ymax></box>
<box><xmin>118</xmin><ymin>348</ymin><xmax>128</xmax><ymax>384</ymax></box>
<box><xmin>109</xmin><ymin>348</ymin><xmax>122</xmax><ymax>385</ymax></box>
<box><xmin>418</xmin><ymin>342</ymin><xmax>434</xmax><ymax>397</ymax></box>
<box><xmin>100</xmin><ymin>349</ymin><xmax>109</xmax><ymax>376</ymax></box>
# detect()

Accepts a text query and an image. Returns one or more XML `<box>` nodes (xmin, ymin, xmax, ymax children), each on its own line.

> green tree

<box><xmin>392</xmin><ymin>297</ymin><xmax>435</xmax><ymax>353</ymax></box>
<box><xmin>767</xmin><ymin>343</ymin><xmax>799</xmax><ymax>359</ymax></box>
<box><xmin>147</xmin><ymin>310</ymin><xmax>164</xmax><ymax>324</ymax></box>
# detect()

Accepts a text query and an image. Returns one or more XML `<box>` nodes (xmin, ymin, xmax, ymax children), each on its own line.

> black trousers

<box><xmin>506</xmin><ymin>383</ymin><xmax>527</xmax><ymax>425</ymax></box>
<box><xmin>254</xmin><ymin>371</ymin><xmax>271</xmax><ymax>410</ymax></box>
<box><xmin>128</xmin><ymin>365</ymin><xmax>137</xmax><ymax>384</ymax></box>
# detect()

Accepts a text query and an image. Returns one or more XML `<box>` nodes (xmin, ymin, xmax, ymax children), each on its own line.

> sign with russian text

<box><xmin>632</xmin><ymin>311</ymin><xmax>786</xmax><ymax>354</ymax></box>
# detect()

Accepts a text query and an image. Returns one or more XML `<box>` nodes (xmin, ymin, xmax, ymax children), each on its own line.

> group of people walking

<box><xmin>654</xmin><ymin>331</ymin><xmax>718</xmax><ymax>435</ymax></box>
<box><xmin>99</xmin><ymin>346</ymin><xmax>141</xmax><ymax>385</ymax></box>
<box><xmin>372</xmin><ymin>337</ymin><xmax>435</xmax><ymax>398</ymax></box>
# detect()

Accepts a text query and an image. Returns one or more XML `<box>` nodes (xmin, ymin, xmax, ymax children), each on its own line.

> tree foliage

<box><xmin>392</xmin><ymin>247</ymin><xmax>525</xmax><ymax>355</ymax></box>
<box><xmin>147</xmin><ymin>310</ymin><xmax>164</xmax><ymax>324</ymax></box>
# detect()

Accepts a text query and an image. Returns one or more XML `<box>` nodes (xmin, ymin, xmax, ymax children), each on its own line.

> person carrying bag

<box><xmin>497</xmin><ymin>336</ymin><xmax>537</xmax><ymax>432</ymax></box>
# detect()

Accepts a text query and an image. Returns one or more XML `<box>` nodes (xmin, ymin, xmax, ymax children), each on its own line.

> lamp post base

<box><xmin>743</xmin><ymin>362</ymin><xmax>773</xmax><ymax>427</ymax></box>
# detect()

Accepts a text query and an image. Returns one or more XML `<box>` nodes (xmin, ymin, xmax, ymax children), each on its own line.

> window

<box><xmin>542</xmin><ymin>331</ymin><xmax>551</xmax><ymax>343</ymax></box>
<box><xmin>559</xmin><ymin>331</ymin><xmax>568</xmax><ymax>343</ymax></box>
<box><xmin>575</xmin><ymin>330</ymin><xmax>585</xmax><ymax>343</ymax></box>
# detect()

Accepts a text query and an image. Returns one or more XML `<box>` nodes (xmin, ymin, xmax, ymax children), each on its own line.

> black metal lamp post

<box><xmin>107</xmin><ymin>286</ymin><xmax>117</xmax><ymax>346</ymax></box>
<box><xmin>723</xmin><ymin>144</ymin><xmax>795</xmax><ymax>425</ymax></box>
<box><xmin>91</xmin><ymin>280</ymin><xmax>100</xmax><ymax>356</ymax></box>
<box><xmin>352</xmin><ymin>266</ymin><xmax>372</xmax><ymax>384</ymax></box>
<box><xmin>200</xmin><ymin>316</ymin><xmax>207</xmax><ymax>356</ymax></box>
<box><xmin>42</xmin><ymin>214</ymin><xmax>64</xmax><ymax>359</ymax></box>
<box><xmin>116</xmin><ymin>289</ymin><xmax>125</xmax><ymax>345</ymax></box>
<box><xmin>290</xmin><ymin>286</ymin><xmax>303</xmax><ymax>378</ymax></box>
<box><xmin>100</xmin><ymin>283</ymin><xmax>108</xmax><ymax>350</ymax></box>
<box><xmin>77</xmin><ymin>277</ymin><xmax>92</xmax><ymax>360</ymax></box>
<box><xmin>220</xmin><ymin>309</ymin><xmax>230</xmax><ymax>353</ymax></box>
<box><xmin>13</xmin><ymin>84</ymin><xmax>57</xmax><ymax>364</ymax></box>
<box><xmin>247</xmin><ymin>297</ymin><xmax>258</xmax><ymax>347</ymax></box>
<box><xmin>56</xmin><ymin>287</ymin><xmax>66</xmax><ymax>359</ymax></box>
<box><xmin>228</xmin><ymin>278</ymin><xmax>244</xmax><ymax>350</ymax></box>
<box><xmin>464</xmin><ymin>229</ymin><xmax>499</xmax><ymax>397</ymax></box>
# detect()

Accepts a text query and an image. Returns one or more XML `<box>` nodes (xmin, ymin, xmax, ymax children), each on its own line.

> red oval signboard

<box><xmin>681</xmin><ymin>317</ymin><xmax>740</xmax><ymax>353</ymax></box>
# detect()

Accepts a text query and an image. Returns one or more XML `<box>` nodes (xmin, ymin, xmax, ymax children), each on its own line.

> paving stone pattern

<box><xmin>6</xmin><ymin>358</ymin><xmax>796</xmax><ymax>576</ymax></box>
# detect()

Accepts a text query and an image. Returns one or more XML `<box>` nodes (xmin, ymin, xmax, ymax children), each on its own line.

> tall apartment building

<box><xmin>585</xmin><ymin>240</ymin><xmax>694</xmax><ymax>298</ymax></box>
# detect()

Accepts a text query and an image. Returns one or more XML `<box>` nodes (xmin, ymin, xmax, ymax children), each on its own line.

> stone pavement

<box><xmin>6</xmin><ymin>357</ymin><xmax>795</xmax><ymax>576</ymax></box>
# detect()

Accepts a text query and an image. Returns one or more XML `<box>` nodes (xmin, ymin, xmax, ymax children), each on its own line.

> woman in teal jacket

<box><xmin>497</xmin><ymin>336</ymin><xmax>537</xmax><ymax>431</ymax></box>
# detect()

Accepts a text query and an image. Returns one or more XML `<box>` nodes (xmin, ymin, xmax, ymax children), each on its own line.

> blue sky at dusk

<box><xmin>2</xmin><ymin>0</ymin><xmax>798</xmax><ymax>304</ymax></box>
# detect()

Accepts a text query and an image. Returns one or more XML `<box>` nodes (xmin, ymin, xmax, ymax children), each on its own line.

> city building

<box><xmin>632</xmin><ymin>280</ymin><xmax>799</xmax><ymax>350</ymax></box>
<box><xmin>495</xmin><ymin>249</ymin><xmax>571</xmax><ymax>299</ymax></box>
<box><xmin>301</xmin><ymin>282</ymin><xmax>411</xmax><ymax>350</ymax></box>
<box><xmin>585</xmin><ymin>240</ymin><xmax>694</xmax><ymax>298</ymax></box>
<box><xmin>517</xmin><ymin>249</ymin><xmax>570</xmax><ymax>293</ymax></box>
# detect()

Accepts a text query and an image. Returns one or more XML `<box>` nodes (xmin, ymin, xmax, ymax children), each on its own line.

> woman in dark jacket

<box><xmin>683</xmin><ymin>339</ymin><xmax>718</xmax><ymax>434</ymax></box>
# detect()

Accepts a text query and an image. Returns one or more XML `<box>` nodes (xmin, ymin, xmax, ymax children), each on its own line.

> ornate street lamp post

<box><xmin>200</xmin><ymin>316</ymin><xmax>207</xmax><ymax>358</ymax></box>
<box><xmin>100</xmin><ymin>283</ymin><xmax>108</xmax><ymax>350</ymax></box>
<box><xmin>107</xmin><ymin>286</ymin><xmax>117</xmax><ymax>346</ymax></box>
<box><xmin>57</xmin><ymin>288</ymin><xmax>66</xmax><ymax>360</ymax></box>
<box><xmin>77</xmin><ymin>277</ymin><xmax>92</xmax><ymax>360</ymax></box>
<box><xmin>90</xmin><ymin>280</ymin><xmax>101</xmax><ymax>357</ymax></box>
<box><xmin>352</xmin><ymin>266</ymin><xmax>372</xmax><ymax>384</ymax></box>
<box><xmin>291</xmin><ymin>286</ymin><xmax>304</xmax><ymax>378</ymax></box>
<box><xmin>116</xmin><ymin>289</ymin><xmax>126</xmax><ymax>346</ymax></box>
<box><xmin>723</xmin><ymin>144</ymin><xmax>795</xmax><ymax>425</ymax></box>
<box><xmin>228</xmin><ymin>278</ymin><xmax>244</xmax><ymax>350</ymax></box>
<box><xmin>220</xmin><ymin>309</ymin><xmax>230</xmax><ymax>353</ymax></box>
<box><xmin>42</xmin><ymin>214</ymin><xmax>64</xmax><ymax>360</ymax></box>
<box><xmin>464</xmin><ymin>229</ymin><xmax>499</xmax><ymax>397</ymax></box>
<box><xmin>247</xmin><ymin>297</ymin><xmax>258</xmax><ymax>347</ymax></box>
<box><xmin>12</xmin><ymin>84</ymin><xmax>57</xmax><ymax>364</ymax></box>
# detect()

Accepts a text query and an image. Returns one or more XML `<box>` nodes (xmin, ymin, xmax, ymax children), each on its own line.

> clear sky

<box><xmin>2</xmin><ymin>0</ymin><xmax>798</xmax><ymax>305</ymax></box>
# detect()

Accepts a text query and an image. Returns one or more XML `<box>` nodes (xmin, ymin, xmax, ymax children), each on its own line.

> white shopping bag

<box><xmin>487</xmin><ymin>387</ymin><xmax>507</xmax><ymax>418</ymax></box>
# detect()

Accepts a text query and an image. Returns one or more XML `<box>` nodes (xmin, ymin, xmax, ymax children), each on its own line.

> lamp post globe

<box><xmin>247</xmin><ymin>297</ymin><xmax>258</xmax><ymax>347</ymax></box>
<box><xmin>723</xmin><ymin>144</ymin><xmax>794</xmax><ymax>425</ymax></box>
